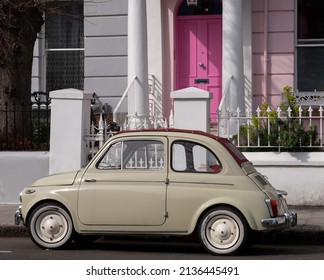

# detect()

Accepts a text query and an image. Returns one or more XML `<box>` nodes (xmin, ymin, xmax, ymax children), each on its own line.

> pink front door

<box><xmin>176</xmin><ymin>15</ymin><xmax>222</xmax><ymax>123</ymax></box>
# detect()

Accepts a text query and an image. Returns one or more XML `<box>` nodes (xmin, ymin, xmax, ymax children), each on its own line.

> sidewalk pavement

<box><xmin>1</xmin><ymin>204</ymin><xmax>324</xmax><ymax>244</ymax></box>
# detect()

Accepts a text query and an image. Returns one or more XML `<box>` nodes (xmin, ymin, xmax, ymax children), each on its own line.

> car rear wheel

<box><xmin>198</xmin><ymin>207</ymin><xmax>249</xmax><ymax>255</ymax></box>
<box><xmin>28</xmin><ymin>202</ymin><xmax>73</xmax><ymax>249</ymax></box>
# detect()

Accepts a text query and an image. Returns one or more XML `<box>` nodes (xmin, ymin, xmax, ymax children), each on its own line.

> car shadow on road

<box><xmin>63</xmin><ymin>235</ymin><xmax>324</xmax><ymax>259</ymax></box>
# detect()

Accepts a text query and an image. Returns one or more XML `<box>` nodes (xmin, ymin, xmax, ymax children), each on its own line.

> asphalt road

<box><xmin>1</xmin><ymin>236</ymin><xmax>324</xmax><ymax>260</ymax></box>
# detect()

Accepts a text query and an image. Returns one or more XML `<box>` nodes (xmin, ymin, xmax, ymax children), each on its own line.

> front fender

<box><xmin>22</xmin><ymin>187</ymin><xmax>79</xmax><ymax>229</ymax></box>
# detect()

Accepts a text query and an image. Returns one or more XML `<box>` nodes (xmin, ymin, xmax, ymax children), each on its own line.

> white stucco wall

<box><xmin>0</xmin><ymin>152</ymin><xmax>49</xmax><ymax>203</ymax></box>
<box><xmin>245</xmin><ymin>152</ymin><xmax>324</xmax><ymax>206</ymax></box>
<box><xmin>1</xmin><ymin>151</ymin><xmax>324</xmax><ymax>206</ymax></box>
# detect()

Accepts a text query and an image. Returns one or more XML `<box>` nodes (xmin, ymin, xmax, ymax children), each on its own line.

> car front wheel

<box><xmin>198</xmin><ymin>207</ymin><xmax>249</xmax><ymax>255</ymax></box>
<box><xmin>28</xmin><ymin>202</ymin><xmax>74</xmax><ymax>249</ymax></box>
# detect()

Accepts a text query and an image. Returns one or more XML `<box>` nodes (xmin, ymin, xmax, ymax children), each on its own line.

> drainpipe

<box><xmin>264</xmin><ymin>0</ymin><xmax>269</xmax><ymax>104</ymax></box>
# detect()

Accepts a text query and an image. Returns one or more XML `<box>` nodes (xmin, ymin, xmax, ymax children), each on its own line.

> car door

<box><xmin>166</xmin><ymin>138</ymin><xmax>230</xmax><ymax>228</ymax></box>
<box><xmin>77</xmin><ymin>137</ymin><xmax>168</xmax><ymax>226</ymax></box>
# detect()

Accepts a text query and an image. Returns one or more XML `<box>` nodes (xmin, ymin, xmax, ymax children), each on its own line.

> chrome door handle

<box><xmin>199</xmin><ymin>62</ymin><xmax>204</xmax><ymax>67</ymax></box>
<box><xmin>84</xmin><ymin>178</ymin><xmax>97</xmax><ymax>183</ymax></box>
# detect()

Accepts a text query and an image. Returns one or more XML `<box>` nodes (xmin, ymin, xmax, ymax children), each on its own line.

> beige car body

<box><xmin>16</xmin><ymin>129</ymin><xmax>297</xmax><ymax>254</ymax></box>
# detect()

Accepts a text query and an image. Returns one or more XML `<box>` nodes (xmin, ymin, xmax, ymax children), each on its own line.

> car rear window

<box><xmin>171</xmin><ymin>140</ymin><xmax>222</xmax><ymax>173</ymax></box>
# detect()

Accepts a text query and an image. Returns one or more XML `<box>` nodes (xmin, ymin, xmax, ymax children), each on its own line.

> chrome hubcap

<box><xmin>37</xmin><ymin>211</ymin><xmax>68</xmax><ymax>243</ymax></box>
<box><xmin>206</xmin><ymin>216</ymin><xmax>239</xmax><ymax>249</ymax></box>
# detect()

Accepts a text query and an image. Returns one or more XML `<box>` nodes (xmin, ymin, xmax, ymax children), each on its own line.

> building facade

<box><xmin>31</xmin><ymin>0</ymin><xmax>323</xmax><ymax>127</ymax></box>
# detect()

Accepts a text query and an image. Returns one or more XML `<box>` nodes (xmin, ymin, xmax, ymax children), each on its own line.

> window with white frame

<box><xmin>45</xmin><ymin>0</ymin><xmax>84</xmax><ymax>92</ymax></box>
<box><xmin>297</xmin><ymin>0</ymin><xmax>324</xmax><ymax>91</ymax></box>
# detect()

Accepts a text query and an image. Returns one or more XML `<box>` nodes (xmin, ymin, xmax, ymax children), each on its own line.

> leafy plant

<box><xmin>236</xmin><ymin>86</ymin><xmax>318</xmax><ymax>151</ymax></box>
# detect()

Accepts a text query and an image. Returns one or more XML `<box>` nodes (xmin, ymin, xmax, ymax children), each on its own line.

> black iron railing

<box><xmin>0</xmin><ymin>92</ymin><xmax>51</xmax><ymax>151</ymax></box>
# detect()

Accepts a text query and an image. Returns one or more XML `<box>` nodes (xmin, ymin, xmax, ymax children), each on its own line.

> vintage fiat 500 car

<box><xmin>15</xmin><ymin>129</ymin><xmax>297</xmax><ymax>255</ymax></box>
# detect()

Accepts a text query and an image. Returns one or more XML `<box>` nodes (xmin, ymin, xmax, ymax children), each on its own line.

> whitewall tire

<box><xmin>199</xmin><ymin>207</ymin><xmax>249</xmax><ymax>255</ymax></box>
<box><xmin>28</xmin><ymin>202</ymin><xmax>74</xmax><ymax>249</ymax></box>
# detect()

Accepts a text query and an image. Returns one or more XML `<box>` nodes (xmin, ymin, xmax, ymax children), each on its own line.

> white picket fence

<box><xmin>125</xmin><ymin>151</ymin><xmax>165</xmax><ymax>170</ymax></box>
<box><xmin>85</xmin><ymin>104</ymin><xmax>324</xmax><ymax>161</ymax></box>
<box><xmin>84</xmin><ymin>114</ymin><xmax>114</xmax><ymax>161</ymax></box>
<box><xmin>217</xmin><ymin>105</ymin><xmax>324</xmax><ymax>150</ymax></box>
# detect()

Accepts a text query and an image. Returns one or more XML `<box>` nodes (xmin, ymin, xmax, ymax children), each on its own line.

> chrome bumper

<box><xmin>14</xmin><ymin>206</ymin><xmax>23</xmax><ymax>225</ymax></box>
<box><xmin>261</xmin><ymin>212</ymin><xmax>297</xmax><ymax>228</ymax></box>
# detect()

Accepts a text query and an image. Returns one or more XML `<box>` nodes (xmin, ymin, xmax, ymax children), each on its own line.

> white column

<box><xmin>223</xmin><ymin>0</ymin><xmax>245</xmax><ymax>113</ymax></box>
<box><xmin>128</xmin><ymin>0</ymin><xmax>149</xmax><ymax>128</ymax></box>
<box><xmin>242</xmin><ymin>0</ymin><xmax>252</xmax><ymax>111</ymax></box>
<box><xmin>49</xmin><ymin>89</ymin><xmax>92</xmax><ymax>174</ymax></box>
<box><xmin>171</xmin><ymin>87</ymin><xmax>212</xmax><ymax>133</ymax></box>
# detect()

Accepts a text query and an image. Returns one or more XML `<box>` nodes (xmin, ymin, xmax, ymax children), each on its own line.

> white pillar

<box><xmin>128</xmin><ymin>0</ymin><xmax>149</xmax><ymax>128</ymax></box>
<box><xmin>243</xmin><ymin>0</ymin><xmax>252</xmax><ymax>111</ymax></box>
<box><xmin>49</xmin><ymin>89</ymin><xmax>92</xmax><ymax>174</ymax></box>
<box><xmin>171</xmin><ymin>87</ymin><xmax>212</xmax><ymax>133</ymax></box>
<box><xmin>223</xmin><ymin>0</ymin><xmax>245</xmax><ymax>113</ymax></box>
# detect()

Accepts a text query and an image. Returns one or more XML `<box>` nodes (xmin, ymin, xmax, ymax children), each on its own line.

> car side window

<box><xmin>172</xmin><ymin>141</ymin><xmax>221</xmax><ymax>173</ymax></box>
<box><xmin>97</xmin><ymin>142</ymin><xmax>122</xmax><ymax>170</ymax></box>
<box><xmin>97</xmin><ymin>140</ymin><xmax>165</xmax><ymax>171</ymax></box>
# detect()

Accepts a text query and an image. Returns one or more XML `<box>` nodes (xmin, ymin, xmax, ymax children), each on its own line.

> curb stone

<box><xmin>0</xmin><ymin>225</ymin><xmax>29</xmax><ymax>237</ymax></box>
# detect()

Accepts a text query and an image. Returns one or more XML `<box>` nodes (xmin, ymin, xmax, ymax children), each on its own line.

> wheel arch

<box><xmin>189</xmin><ymin>202</ymin><xmax>257</xmax><ymax>235</ymax></box>
<box><xmin>25</xmin><ymin>199</ymin><xmax>75</xmax><ymax>229</ymax></box>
